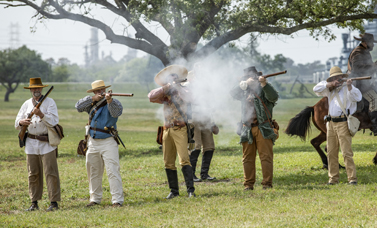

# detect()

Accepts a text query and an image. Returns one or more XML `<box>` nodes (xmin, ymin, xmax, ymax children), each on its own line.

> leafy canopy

<box><xmin>2</xmin><ymin>0</ymin><xmax>377</xmax><ymax>65</ymax></box>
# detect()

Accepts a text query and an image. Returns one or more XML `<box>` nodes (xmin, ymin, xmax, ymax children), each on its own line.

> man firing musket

<box><xmin>75</xmin><ymin>80</ymin><xmax>126</xmax><ymax>208</ymax></box>
<box><xmin>230</xmin><ymin>66</ymin><xmax>280</xmax><ymax>191</ymax></box>
<box><xmin>347</xmin><ymin>33</ymin><xmax>377</xmax><ymax>135</ymax></box>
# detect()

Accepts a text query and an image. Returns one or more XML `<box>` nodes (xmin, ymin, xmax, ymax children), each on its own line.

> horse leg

<box><xmin>310</xmin><ymin>132</ymin><xmax>328</xmax><ymax>169</ymax></box>
<box><xmin>373</xmin><ymin>152</ymin><xmax>377</xmax><ymax>165</ymax></box>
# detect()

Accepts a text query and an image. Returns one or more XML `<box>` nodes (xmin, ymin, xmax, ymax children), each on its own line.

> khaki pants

<box><xmin>86</xmin><ymin>136</ymin><xmax>124</xmax><ymax>204</ymax></box>
<box><xmin>327</xmin><ymin>121</ymin><xmax>357</xmax><ymax>183</ymax></box>
<box><xmin>27</xmin><ymin>149</ymin><xmax>61</xmax><ymax>202</ymax></box>
<box><xmin>163</xmin><ymin>126</ymin><xmax>191</xmax><ymax>170</ymax></box>
<box><xmin>193</xmin><ymin>122</ymin><xmax>215</xmax><ymax>152</ymax></box>
<box><xmin>242</xmin><ymin>126</ymin><xmax>273</xmax><ymax>188</ymax></box>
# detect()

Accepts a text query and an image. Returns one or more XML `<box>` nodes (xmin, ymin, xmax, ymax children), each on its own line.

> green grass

<box><xmin>1</xmin><ymin>83</ymin><xmax>377</xmax><ymax>227</ymax></box>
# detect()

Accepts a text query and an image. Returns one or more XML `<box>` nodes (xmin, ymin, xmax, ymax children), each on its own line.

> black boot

<box><xmin>369</xmin><ymin>111</ymin><xmax>377</xmax><ymax>136</ymax></box>
<box><xmin>181</xmin><ymin>165</ymin><xmax>196</xmax><ymax>197</ymax></box>
<box><xmin>200</xmin><ymin>150</ymin><xmax>216</xmax><ymax>180</ymax></box>
<box><xmin>165</xmin><ymin>169</ymin><xmax>179</xmax><ymax>199</ymax></box>
<box><xmin>190</xmin><ymin>150</ymin><xmax>202</xmax><ymax>182</ymax></box>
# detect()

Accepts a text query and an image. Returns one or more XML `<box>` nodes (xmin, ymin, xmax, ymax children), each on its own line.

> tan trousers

<box><xmin>86</xmin><ymin>136</ymin><xmax>124</xmax><ymax>204</ymax></box>
<box><xmin>242</xmin><ymin>126</ymin><xmax>274</xmax><ymax>188</ymax></box>
<box><xmin>163</xmin><ymin>126</ymin><xmax>191</xmax><ymax>170</ymax></box>
<box><xmin>327</xmin><ymin>121</ymin><xmax>357</xmax><ymax>183</ymax></box>
<box><xmin>27</xmin><ymin>149</ymin><xmax>61</xmax><ymax>202</ymax></box>
<box><xmin>193</xmin><ymin>122</ymin><xmax>215</xmax><ymax>152</ymax></box>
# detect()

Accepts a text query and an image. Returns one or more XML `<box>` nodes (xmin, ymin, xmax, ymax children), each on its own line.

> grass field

<box><xmin>1</xmin><ymin>83</ymin><xmax>377</xmax><ymax>227</ymax></box>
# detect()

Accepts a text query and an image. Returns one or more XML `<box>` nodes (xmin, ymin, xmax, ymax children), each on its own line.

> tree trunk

<box><xmin>4</xmin><ymin>89</ymin><xmax>11</xmax><ymax>102</ymax></box>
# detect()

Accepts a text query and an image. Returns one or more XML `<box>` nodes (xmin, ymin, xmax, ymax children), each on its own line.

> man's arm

<box><xmin>148</xmin><ymin>85</ymin><xmax>170</xmax><ymax>104</ymax></box>
<box><xmin>107</xmin><ymin>98</ymin><xmax>123</xmax><ymax>118</ymax></box>
<box><xmin>313</xmin><ymin>81</ymin><xmax>330</xmax><ymax>97</ymax></box>
<box><xmin>40</xmin><ymin>98</ymin><xmax>59</xmax><ymax>127</ymax></box>
<box><xmin>75</xmin><ymin>96</ymin><xmax>93</xmax><ymax>113</ymax></box>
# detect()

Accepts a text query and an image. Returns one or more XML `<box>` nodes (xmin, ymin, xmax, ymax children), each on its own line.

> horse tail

<box><xmin>284</xmin><ymin>106</ymin><xmax>314</xmax><ymax>141</ymax></box>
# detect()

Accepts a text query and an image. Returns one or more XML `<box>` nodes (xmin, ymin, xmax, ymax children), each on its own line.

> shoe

<box><xmin>26</xmin><ymin>203</ymin><xmax>39</xmax><ymax>211</ymax></box>
<box><xmin>193</xmin><ymin>174</ymin><xmax>202</xmax><ymax>182</ymax></box>
<box><xmin>326</xmin><ymin>182</ymin><xmax>337</xmax><ymax>185</ymax></box>
<box><xmin>166</xmin><ymin>192</ymin><xmax>179</xmax><ymax>199</ymax></box>
<box><xmin>348</xmin><ymin>181</ymin><xmax>357</xmax><ymax>185</ymax></box>
<box><xmin>201</xmin><ymin>173</ymin><xmax>216</xmax><ymax>181</ymax></box>
<box><xmin>188</xmin><ymin>192</ymin><xmax>196</xmax><ymax>198</ymax></box>
<box><xmin>244</xmin><ymin>187</ymin><xmax>254</xmax><ymax>191</ymax></box>
<box><xmin>112</xmin><ymin>203</ymin><xmax>122</xmax><ymax>207</ymax></box>
<box><xmin>46</xmin><ymin>203</ymin><xmax>59</xmax><ymax>212</ymax></box>
<box><xmin>262</xmin><ymin>185</ymin><xmax>273</xmax><ymax>190</ymax></box>
<box><xmin>86</xmin><ymin>202</ymin><xmax>99</xmax><ymax>207</ymax></box>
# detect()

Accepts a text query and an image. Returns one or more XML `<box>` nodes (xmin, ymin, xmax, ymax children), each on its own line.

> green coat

<box><xmin>230</xmin><ymin>83</ymin><xmax>279</xmax><ymax>144</ymax></box>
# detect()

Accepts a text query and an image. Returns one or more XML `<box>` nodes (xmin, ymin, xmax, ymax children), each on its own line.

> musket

<box><xmin>341</xmin><ymin>76</ymin><xmax>372</xmax><ymax>81</ymax></box>
<box><xmin>262</xmin><ymin>70</ymin><xmax>288</xmax><ymax>78</ymax></box>
<box><xmin>101</xmin><ymin>90</ymin><xmax>134</xmax><ymax>97</ymax></box>
<box><xmin>18</xmin><ymin>86</ymin><xmax>54</xmax><ymax>148</ymax></box>
<box><xmin>105</xmin><ymin>126</ymin><xmax>126</xmax><ymax>150</ymax></box>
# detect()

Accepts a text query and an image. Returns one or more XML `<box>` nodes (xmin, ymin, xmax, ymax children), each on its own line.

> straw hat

<box><xmin>154</xmin><ymin>65</ymin><xmax>188</xmax><ymax>86</ymax></box>
<box><xmin>354</xmin><ymin>33</ymin><xmax>377</xmax><ymax>43</ymax></box>
<box><xmin>87</xmin><ymin>80</ymin><xmax>111</xmax><ymax>93</ymax></box>
<box><xmin>24</xmin><ymin>78</ymin><xmax>48</xmax><ymax>89</ymax></box>
<box><xmin>326</xmin><ymin>66</ymin><xmax>348</xmax><ymax>82</ymax></box>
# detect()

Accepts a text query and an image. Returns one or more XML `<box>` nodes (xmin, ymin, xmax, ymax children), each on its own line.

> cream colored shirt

<box><xmin>15</xmin><ymin>97</ymin><xmax>59</xmax><ymax>155</ymax></box>
<box><xmin>313</xmin><ymin>81</ymin><xmax>362</xmax><ymax>116</ymax></box>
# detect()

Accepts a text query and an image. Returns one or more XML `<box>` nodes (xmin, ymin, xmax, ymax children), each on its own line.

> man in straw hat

<box><xmin>230</xmin><ymin>66</ymin><xmax>279</xmax><ymax>191</ymax></box>
<box><xmin>148</xmin><ymin>65</ymin><xmax>196</xmax><ymax>199</ymax></box>
<box><xmin>314</xmin><ymin>66</ymin><xmax>362</xmax><ymax>185</ymax></box>
<box><xmin>75</xmin><ymin>80</ymin><xmax>124</xmax><ymax>207</ymax></box>
<box><xmin>347</xmin><ymin>33</ymin><xmax>377</xmax><ymax>135</ymax></box>
<box><xmin>15</xmin><ymin>77</ymin><xmax>61</xmax><ymax>212</ymax></box>
<box><xmin>186</xmin><ymin>65</ymin><xmax>217</xmax><ymax>182</ymax></box>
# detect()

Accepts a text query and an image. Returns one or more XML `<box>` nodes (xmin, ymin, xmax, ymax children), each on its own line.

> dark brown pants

<box><xmin>27</xmin><ymin>149</ymin><xmax>61</xmax><ymax>202</ymax></box>
<box><xmin>242</xmin><ymin>126</ymin><xmax>274</xmax><ymax>188</ymax></box>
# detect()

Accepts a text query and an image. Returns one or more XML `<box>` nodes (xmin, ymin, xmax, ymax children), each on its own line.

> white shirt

<box><xmin>15</xmin><ymin>97</ymin><xmax>59</xmax><ymax>155</ymax></box>
<box><xmin>313</xmin><ymin>81</ymin><xmax>362</xmax><ymax>116</ymax></box>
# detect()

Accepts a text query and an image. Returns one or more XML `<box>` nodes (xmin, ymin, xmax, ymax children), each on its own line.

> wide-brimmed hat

<box><xmin>87</xmin><ymin>80</ymin><xmax>111</xmax><ymax>93</ymax></box>
<box><xmin>24</xmin><ymin>78</ymin><xmax>48</xmax><ymax>89</ymax></box>
<box><xmin>154</xmin><ymin>65</ymin><xmax>188</xmax><ymax>86</ymax></box>
<box><xmin>326</xmin><ymin>66</ymin><xmax>348</xmax><ymax>82</ymax></box>
<box><xmin>354</xmin><ymin>33</ymin><xmax>377</xmax><ymax>43</ymax></box>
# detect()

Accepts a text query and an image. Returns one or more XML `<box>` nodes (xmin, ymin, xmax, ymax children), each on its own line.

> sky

<box><xmin>0</xmin><ymin>5</ymin><xmax>360</xmax><ymax>66</ymax></box>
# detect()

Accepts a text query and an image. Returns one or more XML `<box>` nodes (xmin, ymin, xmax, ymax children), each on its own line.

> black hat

<box><xmin>243</xmin><ymin>66</ymin><xmax>262</xmax><ymax>77</ymax></box>
<box><xmin>354</xmin><ymin>33</ymin><xmax>377</xmax><ymax>43</ymax></box>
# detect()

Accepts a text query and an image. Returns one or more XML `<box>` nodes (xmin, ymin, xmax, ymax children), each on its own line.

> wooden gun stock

<box><xmin>263</xmin><ymin>70</ymin><xmax>288</xmax><ymax>78</ymax></box>
<box><xmin>18</xmin><ymin>86</ymin><xmax>54</xmax><ymax>148</ymax></box>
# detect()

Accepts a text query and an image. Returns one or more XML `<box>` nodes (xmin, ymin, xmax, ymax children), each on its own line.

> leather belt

<box><xmin>90</xmin><ymin>127</ymin><xmax>110</xmax><ymax>134</ymax></box>
<box><xmin>331</xmin><ymin>117</ymin><xmax>348</xmax><ymax>122</ymax></box>
<box><xmin>164</xmin><ymin>120</ymin><xmax>186</xmax><ymax>129</ymax></box>
<box><xmin>28</xmin><ymin>133</ymin><xmax>49</xmax><ymax>142</ymax></box>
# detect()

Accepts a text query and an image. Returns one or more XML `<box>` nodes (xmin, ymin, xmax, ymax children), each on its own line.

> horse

<box><xmin>284</xmin><ymin>97</ymin><xmax>376</xmax><ymax>169</ymax></box>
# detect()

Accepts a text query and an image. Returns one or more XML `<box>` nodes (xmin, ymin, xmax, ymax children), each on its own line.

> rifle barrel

<box><xmin>350</xmin><ymin>76</ymin><xmax>372</xmax><ymax>81</ymax></box>
<box><xmin>110</xmin><ymin>93</ymin><xmax>134</xmax><ymax>97</ymax></box>
<box><xmin>263</xmin><ymin>70</ymin><xmax>287</xmax><ymax>78</ymax></box>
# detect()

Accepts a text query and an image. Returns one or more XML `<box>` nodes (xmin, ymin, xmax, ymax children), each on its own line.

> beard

<box><xmin>33</xmin><ymin>91</ymin><xmax>41</xmax><ymax>98</ymax></box>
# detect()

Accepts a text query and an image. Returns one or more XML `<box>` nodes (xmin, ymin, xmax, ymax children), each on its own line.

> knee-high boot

<box><xmin>189</xmin><ymin>150</ymin><xmax>202</xmax><ymax>182</ymax></box>
<box><xmin>369</xmin><ymin>111</ymin><xmax>377</xmax><ymax>136</ymax></box>
<box><xmin>181</xmin><ymin>165</ymin><xmax>195</xmax><ymax>197</ymax></box>
<box><xmin>200</xmin><ymin>150</ymin><xmax>216</xmax><ymax>180</ymax></box>
<box><xmin>165</xmin><ymin>169</ymin><xmax>179</xmax><ymax>199</ymax></box>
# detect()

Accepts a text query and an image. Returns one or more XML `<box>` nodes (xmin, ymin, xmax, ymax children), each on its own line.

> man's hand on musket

<box><xmin>92</xmin><ymin>88</ymin><xmax>107</xmax><ymax>102</ymax></box>
<box><xmin>258</xmin><ymin>76</ymin><xmax>267</xmax><ymax>87</ymax></box>
<box><xmin>327</xmin><ymin>79</ymin><xmax>342</xmax><ymax>89</ymax></box>
<box><xmin>19</xmin><ymin>118</ymin><xmax>32</xmax><ymax>126</ymax></box>
<box><xmin>105</xmin><ymin>91</ymin><xmax>113</xmax><ymax>104</ymax></box>
<box><xmin>33</xmin><ymin>107</ymin><xmax>44</xmax><ymax>119</ymax></box>
<box><xmin>346</xmin><ymin>78</ymin><xmax>353</xmax><ymax>91</ymax></box>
